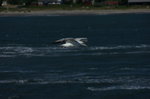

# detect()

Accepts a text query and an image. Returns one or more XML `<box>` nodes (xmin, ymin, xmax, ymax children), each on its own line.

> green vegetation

<box><xmin>0</xmin><ymin>0</ymin><xmax>150</xmax><ymax>12</ymax></box>
<box><xmin>0</xmin><ymin>5</ymin><xmax>150</xmax><ymax>12</ymax></box>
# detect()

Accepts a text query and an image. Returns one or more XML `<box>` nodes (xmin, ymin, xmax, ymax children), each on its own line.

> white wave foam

<box><xmin>0</xmin><ymin>79</ymin><xmax>46</xmax><ymax>84</ymax></box>
<box><xmin>0</xmin><ymin>44</ymin><xmax>149</xmax><ymax>57</ymax></box>
<box><xmin>89</xmin><ymin>44</ymin><xmax>150</xmax><ymax>50</ymax></box>
<box><xmin>15</xmin><ymin>47</ymin><xmax>33</xmax><ymax>53</ymax></box>
<box><xmin>0</xmin><ymin>76</ymin><xmax>149</xmax><ymax>85</ymax></box>
<box><xmin>125</xmin><ymin>51</ymin><xmax>150</xmax><ymax>54</ymax></box>
<box><xmin>0</xmin><ymin>55</ymin><xmax>16</xmax><ymax>58</ymax></box>
<box><xmin>0</xmin><ymin>70</ymin><xmax>35</xmax><ymax>73</ymax></box>
<box><xmin>0</xmin><ymin>51</ymin><xmax>149</xmax><ymax>57</ymax></box>
<box><xmin>87</xmin><ymin>86</ymin><xmax>150</xmax><ymax>91</ymax></box>
<box><xmin>0</xmin><ymin>80</ymin><xmax>28</xmax><ymax>84</ymax></box>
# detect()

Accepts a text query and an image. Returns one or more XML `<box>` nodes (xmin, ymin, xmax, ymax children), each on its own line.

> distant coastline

<box><xmin>0</xmin><ymin>9</ymin><xmax>150</xmax><ymax>16</ymax></box>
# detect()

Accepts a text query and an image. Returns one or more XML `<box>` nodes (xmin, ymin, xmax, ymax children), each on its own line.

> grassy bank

<box><xmin>0</xmin><ymin>4</ymin><xmax>150</xmax><ymax>12</ymax></box>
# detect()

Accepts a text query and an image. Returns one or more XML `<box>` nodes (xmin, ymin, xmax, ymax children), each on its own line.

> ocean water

<box><xmin>0</xmin><ymin>14</ymin><xmax>150</xmax><ymax>99</ymax></box>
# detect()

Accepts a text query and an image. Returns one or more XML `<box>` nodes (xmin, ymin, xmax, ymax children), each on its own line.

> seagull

<box><xmin>52</xmin><ymin>38</ymin><xmax>88</xmax><ymax>47</ymax></box>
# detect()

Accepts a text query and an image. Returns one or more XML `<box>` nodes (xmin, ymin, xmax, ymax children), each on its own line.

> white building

<box><xmin>2</xmin><ymin>1</ymin><xmax>8</xmax><ymax>6</ymax></box>
<box><xmin>38</xmin><ymin>0</ymin><xmax>62</xmax><ymax>5</ymax></box>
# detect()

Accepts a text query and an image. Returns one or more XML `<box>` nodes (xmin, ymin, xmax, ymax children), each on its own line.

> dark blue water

<box><xmin>0</xmin><ymin>14</ymin><xmax>150</xmax><ymax>99</ymax></box>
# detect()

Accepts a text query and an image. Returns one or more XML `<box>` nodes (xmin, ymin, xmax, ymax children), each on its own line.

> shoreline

<box><xmin>0</xmin><ymin>9</ymin><xmax>150</xmax><ymax>16</ymax></box>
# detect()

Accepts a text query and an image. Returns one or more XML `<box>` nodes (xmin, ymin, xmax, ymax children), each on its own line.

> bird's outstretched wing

<box><xmin>52</xmin><ymin>38</ymin><xmax>73</xmax><ymax>44</ymax></box>
<box><xmin>75</xmin><ymin>38</ymin><xmax>87</xmax><ymax>42</ymax></box>
<box><xmin>75</xmin><ymin>38</ymin><xmax>88</xmax><ymax>46</ymax></box>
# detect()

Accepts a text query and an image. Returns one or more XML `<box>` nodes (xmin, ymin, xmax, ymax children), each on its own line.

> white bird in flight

<box><xmin>53</xmin><ymin>38</ymin><xmax>88</xmax><ymax>47</ymax></box>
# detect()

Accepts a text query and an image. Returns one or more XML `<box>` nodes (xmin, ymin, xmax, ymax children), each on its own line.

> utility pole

<box><xmin>92</xmin><ymin>0</ymin><xmax>95</xmax><ymax>6</ymax></box>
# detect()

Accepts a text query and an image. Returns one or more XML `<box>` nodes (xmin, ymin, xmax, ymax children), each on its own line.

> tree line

<box><xmin>0</xmin><ymin>0</ymin><xmax>128</xmax><ymax>6</ymax></box>
<box><xmin>0</xmin><ymin>0</ymin><xmax>38</xmax><ymax>6</ymax></box>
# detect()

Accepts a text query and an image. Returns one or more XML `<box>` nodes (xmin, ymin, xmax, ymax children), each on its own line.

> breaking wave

<box><xmin>0</xmin><ymin>69</ymin><xmax>150</xmax><ymax>92</ymax></box>
<box><xmin>0</xmin><ymin>44</ymin><xmax>149</xmax><ymax>57</ymax></box>
<box><xmin>87</xmin><ymin>86</ymin><xmax>150</xmax><ymax>91</ymax></box>
<box><xmin>89</xmin><ymin>44</ymin><xmax>150</xmax><ymax>50</ymax></box>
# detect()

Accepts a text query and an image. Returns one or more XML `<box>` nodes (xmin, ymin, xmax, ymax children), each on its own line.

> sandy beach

<box><xmin>0</xmin><ymin>9</ymin><xmax>150</xmax><ymax>16</ymax></box>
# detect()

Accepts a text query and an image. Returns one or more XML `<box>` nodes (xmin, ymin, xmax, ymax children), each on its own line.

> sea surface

<box><xmin>0</xmin><ymin>14</ymin><xmax>150</xmax><ymax>99</ymax></box>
